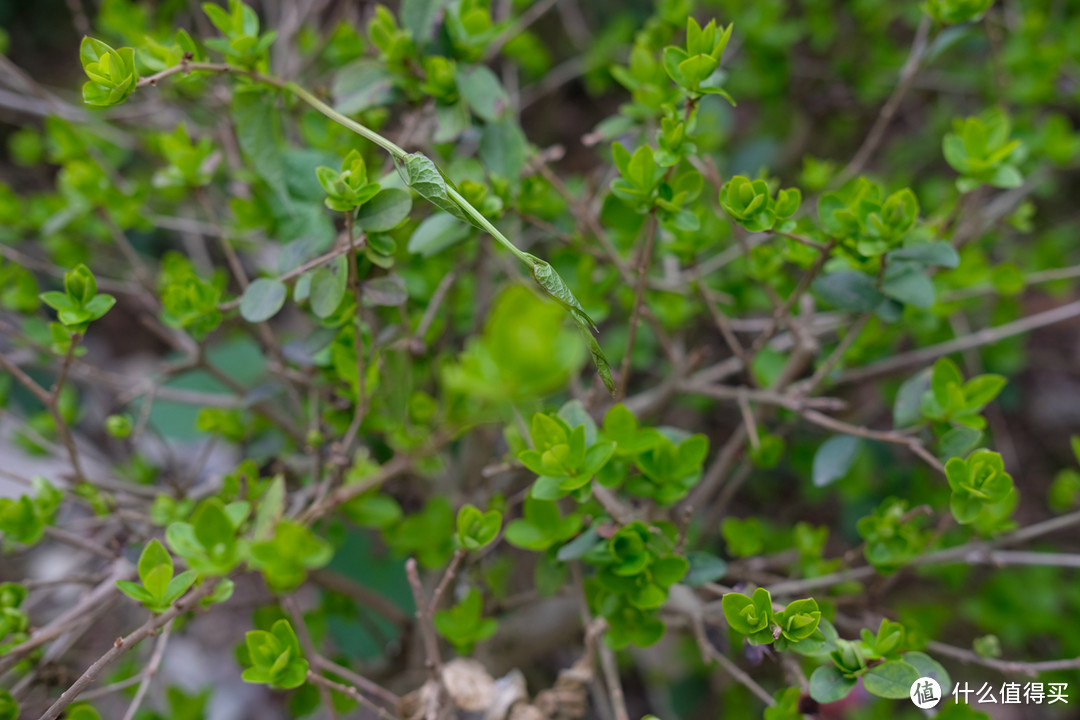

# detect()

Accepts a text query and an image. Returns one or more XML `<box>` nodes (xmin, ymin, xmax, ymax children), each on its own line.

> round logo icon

<box><xmin>910</xmin><ymin>677</ymin><xmax>942</xmax><ymax>709</ymax></box>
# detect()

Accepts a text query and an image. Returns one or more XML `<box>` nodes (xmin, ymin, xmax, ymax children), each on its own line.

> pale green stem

<box><xmin>286</xmin><ymin>82</ymin><xmax>533</xmax><ymax>268</ymax></box>
<box><xmin>139</xmin><ymin>62</ymin><xmax>540</xmax><ymax>272</ymax></box>
<box><xmin>284</xmin><ymin>81</ymin><xmax>407</xmax><ymax>161</ymax></box>
<box><xmin>445</xmin><ymin>186</ymin><xmax>535</xmax><ymax>268</ymax></box>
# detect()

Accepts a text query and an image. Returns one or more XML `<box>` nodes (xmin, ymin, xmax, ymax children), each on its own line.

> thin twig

<box><xmin>835</xmin><ymin>299</ymin><xmax>1080</xmax><ymax>386</ymax></box>
<box><xmin>120</xmin><ymin>620</ymin><xmax>173</xmax><ymax>720</ymax></box>
<box><xmin>406</xmin><ymin>558</ymin><xmax>445</xmax><ymax>720</ymax></box>
<box><xmin>926</xmin><ymin>640</ymin><xmax>1080</xmax><ymax>677</ymax></box>
<box><xmin>430</xmin><ymin>549</ymin><xmax>467</xmax><ymax>612</ymax></box>
<box><xmin>616</xmin><ymin>214</ymin><xmax>658</xmax><ymax>401</ymax></box>
<box><xmin>306</xmin><ymin>671</ymin><xmax>400</xmax><ymax>720</ymax></box>
<box><xmin>761</xmin><ymin>509</ymin><xmax>1080</xmax><ymax>597</ymax></box>
<box><xmin>836</xmin><ymin>15</ymin><xmax>932</xmax><ymax>184</ymax></box>
<box><xmin>38</xmin><ymin>583</ymin><xmax>214</xmax><ymax>720</ymax></box>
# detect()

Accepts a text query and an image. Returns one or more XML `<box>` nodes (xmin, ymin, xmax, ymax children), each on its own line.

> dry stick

<box><xmin>0</xmin><ymin>331</ymin><xmax>88</xmax><ymax>483</ymax></box>
<box><xmin>430</xmin><ymin>549</ymin><xmax>467</xmax><ymax>612</ymax></box>
<box><xmin>303</xmin><ymin>453</ymin><xmax>414</xmax><ymax>523</ymax></box>
<box><xmin>835</xmin><ymin>298</ymin><xmax>1080</xmax><ymax>386</ymax></box>
<box><xmin>571</xmin><ymin>567</ymin><xmax>629</xmax><ymax>720</ymax></box>
<box><xmin>120</xmin><ymin>619</ymin><xmax>173</xmax><ymax>720</ymax></box>
<box><xmin>534</xmin><ymin>163</ymin><xmax>676</xmax><ymax>362</ymax></box>
<box><xmin>593</xmin><ymin>485</ymin><xmax>635</xmax><ymax>525</ymax></box>
<box><xmin>195</xmin><ymin>188</ymin><xmax>305</xmax><ymax>418</ymax></box>
<box><xmin>77</xmin><ymin>674</ymin><xmax>146</xmax><ymax>702</ymax></box>
<box><xmin>926</xmin><ymin>640</ymin><xmax>1080</xmax><ymax>676</ymax></box>
<box><xmin>794</xmin><ymin>312</ymin><xmax>872</xmax><ymax>395</ymax></box>
<box><xmin>415</xmin><ymin>270</ymin><xmax>457</xmax><ymax>348</ymax></box>
<box><xmin>799</xmin><ymin>407</ymin><xmax>945</xmax><ymax>474</ymax></box>
<box><xmin>0</xmin><ymin>560</ymin><xmax>134</xmax><ymax>676</ymax></box>
<box><xmin>598</xmin><ymin>641</ymin><xmax>630</xmax><ymax>720</ymax></box>
<box><xmin>688</xmin><ymin>340</ymin><xmax>816</xmax><ymax>513</ymax></box>
<box><xmin>737</xmin><ymin>390</ymin><xmax>760</xmax><ymax>450</ymax></box>
<box><xmin>688</xmin><ymin>617</ymin><xmax>776</xmax><ymax>706</ymax></box>
<box><xmin>835</xmin><ymin>15</ymin><xmax>932</xmax><ymax>185</ymax></box>
<box><xmin>682</xmin><ymin>383</ymin><xmax>847</xmax><ymax>412</ymax></box>
<box><xmin>616</xmin><ymin>214</ymin><xmax>659</xmax><ymax>401</ymax></box>
<box><xmin>762</xmin><ymin>508</ymin><xmax>1080</xmax><ymax>597</ymax></box>
<box><xmin>405</xmin><ymin>559</ymin><xmax>446</xmax><ymax>720</ymax></box>
<box><xmin>196</xmin><ymin>357</ymin><xmax>305</xmax><ymax>443</ymax></box>
<box><xmin>697</xmin><ymin>277</ymin><xmax>748</xmax><ymax>365</ymax></box>
<box><xmin>744</xmin><ymin>242</ymin><xmax>833</xmax><ymax>362</ymax></box>
<box><xmin>310</xmin><ymin>656</ymin><xmax>401</xmax><ymax>708</ymax></box>
<box><xmin>37</xmin><ymin>583</ymin><xmax>214</xmax><ymax>720</ymax></box>
<box><xmin>42</xmin><ymin>526</ymin><xmax>117</xmax><ymax>560</ymax></box>
<box><xmin>306</xmin><ymin>672</ymin><xmax>400</xmax><ymax>720</ymax></box>
<box><xmin>0</xmin><ymin>349</ymin><xmax>52</xmax><ymax>406</ymax></box>
<box><xmin>946</xmin><ymin>262</ymin><xmax>1080</xmax><ymax>301</ymax></box>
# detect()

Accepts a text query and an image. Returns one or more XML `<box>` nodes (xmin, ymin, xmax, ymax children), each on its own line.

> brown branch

<box><xmin>761</xmin><ymin>508</ymin><xmax>1080</xmax><ymax>597</ymax></box>
<box><xmin>835</xmin><ymin>298</ymin><xmax>1080</xmax><ymax>386</ymax></box>
<box><xmin>120</xmin><ymin>620</ymin><xmax>172</xmax><ymax>720</ymax></box>
<box><xmin>306</xmin><ymin>671</ymin><xmax>400</xmax><ymax>720</ymax></box>
<box><xmin>37</xmin><ymin>582</ymin><xmax>215</xmax><ymax>720</ymax></box>
<box><xmin>926</xmin><ymin>640</ymin><xmax>1080</xmax><ymax>677</ymax></box>
<box><xmin>615</xmin><ymin>214</ymin><xmax>658</xmax><ymax>401</ymax></box>
<box><xmin>798</xmin><ymin>407</ymin><xmax>945</xmax><ymax>474</ymax></box>
<box><xmin>406</xmin><ymin>558</ymin><xmax>446</xmax><ymax>720</ymax></box>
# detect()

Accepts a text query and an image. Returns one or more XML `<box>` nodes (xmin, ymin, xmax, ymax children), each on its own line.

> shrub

<box><xmin>0</xmin><ymin>0</ymin><xmax>1079</xmax><ymax>718</ymax></box>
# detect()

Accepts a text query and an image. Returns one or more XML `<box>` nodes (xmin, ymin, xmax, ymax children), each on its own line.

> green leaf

<box><xmin>458</xmin><ymin>65</ymin><xmax>509</xmax><ymax>122</ymax></box>
<box><xmin>332</xmin><ymin>60</ymin><xmax>395</xmax><ymax>115</ymax></box>
<box><xmin>65</xmin><ymin>704</ymin><xmax>102</xmax><ymax>720</ymax></box>
<box><xmin>116</xmin><ymin>580</ymin><xmax>155</xmax><ymax>603</ymax></box>
<box><xmin>252</xmin><ymin>475</ymin><xmax>285</xmax><ymax>542</ymax></box>
<box><xmin>456</xmin><ymin>504</ymin><xmax>501</xmax><ymax>550</ymax></box>
<box><xmin>812</xmin><ymin>435</ymin><xmax>860</xmax><ymax>487</ymax></box>
<box><xmin>355</xmin><ymin>188</ymin><xmax>413</xmax><ymax>232</ymax></box>
<box><xmin>963</xmin><ymin>374</ymin><xmax>1006</xmax><ymax>408</ymax></box>
<box><xmin>343</xmin><ymin>493</ymin><xmax>402</xmax><ymax>528</ymax></box>
<box><xmin>232</xmin><ymin>88</ymin><xmax>290</xmax><ymax>205</ymax></box>
<box><xmin>721</xmin><ymin>588</ymin><xmax>773</xmax><ymax>636</ymax></box>
<box><xmin>192</xmin><ymin>499</ymin><xmax>235</xmax><ymax>554</ymax></box>
<box><xmin>397</xmin><ymin>153</ymin><xmax>472</xmax><ymax>224</ymax></box>
<box><xmin>0</xmin><ymin>690</ymin><xmax>18</xmax><ymax>720</ymax></box>
<box><xmin>407</xmin><ymin>212</ymin><xmax>470</xmax><ymax>257</ymax></box>
<box><xmin>530</xmin><ymin>259</ymin><xmax>597</xmax><ymax>332</ymax></box>
<box><xmin>239</xmin><ymin>278</ymin><xmax>288</xmax><ymax>323</ymax></box>
<box><xmin>903</xmin><ymin>651</ymin><xmax>952</xmax><ymax>695</ymax></box>
<box><xmin>894</xmin><ymin>368</ymin><xmax>931</xmax><ymax>427</ymax></box>
<box><xmin>813</xmin><ymin>271</ymin><xmax>884</xmax><ymax>312</ymax></box>
<box><xmin>308</xmin><ymin>256</ymin><xmax>348</xmax><ymax>318</ymax></box>
<box><xmin>939</xmin><ymin>426</ymin><xmax>981</xmax><ymax>460</ymax></box>
<box><xmin>888</xmin><ymin>242</ymin><xmax>959</xmax><ymax>269</ymax></box>
<box><xmin>809</xmin><ymin>665</ymin><xmax>857</xmax><ymax>703</ymax></box>
<box><xmin>362</xmin><ymin>276</ymin><xmax>408</xmax><ymax>306</ymax></box>
<box><xmin>480</xmin><ymin>115</ymin><xmax>527</xmax><ymax>182</ymax></box>
<box><xmin>882</xmin><ymin>262</ymin><xmax>935</xmax><ymax>308</ymax></box>
<box><xmin>556</xmin><ymin>527</ymin><xmax>600</xmax><ymax>561</ymax></box>
<box><xmin>163</xmin><ymin>570</ymin><xmax>198</xmax><ymax>604</ymax></box>
<box><xmin>862</xmin><ymin>659</ymin><xmax>920</xmax><ymax>699</ymax></box>
<box><xmin>683</xmin><ymin>551</ymin><xmax>727</xmax><ymax>586</ymax></box>
<box><xmin>401</xmin><ymin>0</ymin><xmax>451</xmax><ymax>43</ymax></box>
<box><xmin>932</xmin><ymin>358</ymin><xmax>964</xmax><ymax>407</ymax></box>
<box><xmin>137</xmin><ymin>538</ymin><xmax>173</xmax><ymax>588</ymax></box>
